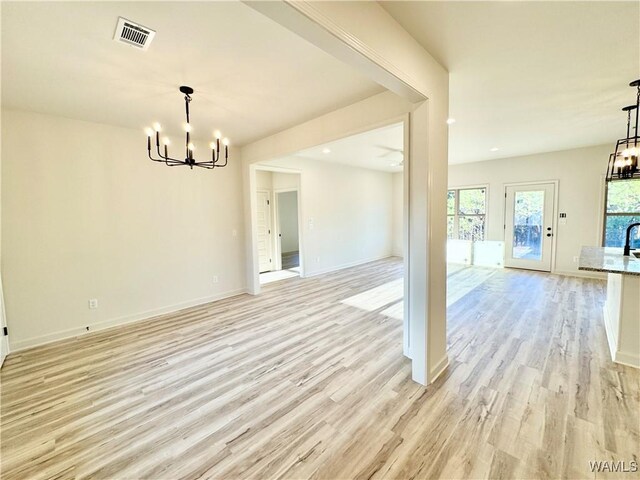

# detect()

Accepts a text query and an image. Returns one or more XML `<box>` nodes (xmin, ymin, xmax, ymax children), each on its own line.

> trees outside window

<box><xmin>447</xmin><ymin>187</ymin><xmax>486</xmax><ymax>241</ymax></box>
<box><xmin>604</xmin><ymin>179</ymin><xmax>640</xmax><ymax>248</ymax></box>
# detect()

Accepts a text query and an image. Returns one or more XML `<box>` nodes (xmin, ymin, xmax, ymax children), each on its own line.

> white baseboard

<box><xmin>304</xmin><ymin>254</ymin><xmax>394</xmax><ymax>278</ymax></box>
<box><xmin>9</xmin><ymin>288</ymin><xmax>247</xmax><ymax>353</ymax></box>
<box><xmin>614</xmin><ymin>349</ymin><xmax>640</xmax><ymax>368</ymax></box>
<box><xmin>613</xmin><ymin>350</ymin><xmax>640</xmax><ymax>368</ymax></box>
<box><xmin>429</xmin><ymin>353</ymin><xmax>449</xmax><ymax>383</ymax></box>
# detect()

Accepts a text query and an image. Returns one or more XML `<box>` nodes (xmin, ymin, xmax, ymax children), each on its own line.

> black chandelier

<box><xmin>606</xmin><ymin>79</ymin><xmax>640</xmax><ymax>182</ymax></box>
<box><xmin>146</xmin><ymin>86</ymin><xmax>229</xmax><ymax>169</ymax></box>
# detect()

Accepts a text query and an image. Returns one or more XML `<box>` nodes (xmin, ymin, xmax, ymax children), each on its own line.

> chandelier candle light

<box><xmin>606</xmin><ymin>79</ymin><xmax>640</xmax><ymax>181</ymax></box>
<box><xmin>146</xmin><ymin>86</ymin><xmax>229</xmax><ymax>169</ymax></box>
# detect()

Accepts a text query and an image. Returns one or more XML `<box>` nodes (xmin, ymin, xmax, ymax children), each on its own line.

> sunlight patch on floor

<box><xmin>380</xmin><ymin>301</ymin><xmax>403</xmax><ymax>320</ymax></box>
<box><xmin>340</xmin><ymin>278</ymin><xmax>404</xmax><ymax>311</ymax></box>
<box><xmin>341</xmin><ymin>265</ymin><xmax>498</xmax><ymax>319</ymax></box>
<box><xmin>446</xmin><ymin>266</ymin><xmax>497</xmax><ymax>306</ymax></box>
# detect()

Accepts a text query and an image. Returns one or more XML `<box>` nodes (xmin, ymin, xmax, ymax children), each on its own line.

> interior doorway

<box><xmin>504</xmin><ymin>182</ymin><xmax>557</xmax><ymax>272</ymax></box>
<box><xmin>254</xmin><ymin>168</ymin><xmax>303</xmax><ymax>284</ymax></box>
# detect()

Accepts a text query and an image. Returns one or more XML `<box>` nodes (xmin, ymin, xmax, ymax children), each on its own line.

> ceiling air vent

<box><xmin>113</xmin><ymin>17</ymin><xmax>155</xmax><ymax>50</ymax></box>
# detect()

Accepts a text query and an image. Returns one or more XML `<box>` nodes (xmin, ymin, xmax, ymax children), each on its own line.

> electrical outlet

<box><xmin>88</xmin><ymin>299</ymin><xmax>98</xmax><ymax>309</ymax></box>
<box><xmin>212</xmin><ymin>275</ymin><xmax>219</xmax><ymax>284</ymax></box>
<box><xmin>573</xmin><ymin>256</ymin><xmax>579</xmax><ymax>263</ymax></box>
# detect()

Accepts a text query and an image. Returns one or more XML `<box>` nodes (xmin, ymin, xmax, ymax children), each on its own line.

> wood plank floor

<box><xmin>1</xmin><ymin>258</ymin><xmax>638</xmax><ymax>479</ymax></box>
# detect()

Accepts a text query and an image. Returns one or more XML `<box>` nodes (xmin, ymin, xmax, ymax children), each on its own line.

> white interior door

<box><xmin>256</xmin><ymin>191</ymin><xmax>273</xmax><ymax>273</ymax></box>
<box><xmin>504</xmin><ymin>183</ymin><xmax>555</xmax><ymax>272</ymax></box>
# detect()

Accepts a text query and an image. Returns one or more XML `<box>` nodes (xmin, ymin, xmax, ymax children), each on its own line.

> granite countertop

<box><xmin>579</xmin><ymin>246</ymin><xmax>640</xmax><ymax>276</ymax></box>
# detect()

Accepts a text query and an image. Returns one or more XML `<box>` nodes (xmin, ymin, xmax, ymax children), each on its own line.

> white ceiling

<box><xmin>1</xmin><ymin>2</ymin><xmax>383</xmax><ymax>146</ymax></box>
<box><xmin>287</xmin><ymin>122</ymin><xmax>404</xmax><ymax>173</ymax></box>
<box><xmin>381</xmin><ymin>1</ymin><xmax>640</xmax><ymax>164</ymax></box>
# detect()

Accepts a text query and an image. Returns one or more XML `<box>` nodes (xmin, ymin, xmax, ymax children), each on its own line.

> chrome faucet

<box><xmin>624</xmin><ymin>222</ymin><xmax>640</xmax><ymax>256</ymax></box>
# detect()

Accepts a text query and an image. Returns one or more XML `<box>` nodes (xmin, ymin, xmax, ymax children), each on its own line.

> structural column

<box><xmin>408</xmin><ymin>102</ymin><xmax>448</xmax><ymax>384</ymax></box>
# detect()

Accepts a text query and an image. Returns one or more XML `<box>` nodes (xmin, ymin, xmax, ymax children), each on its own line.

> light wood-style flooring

<box><xmin>281</xmin><ymin>251</ymin><xmax>300</xmax><ymax>270</ymax></box>
<box><xmin>1</xmin><ymin>259</ymin><xmax>638</xmax><ymax>479</ymax></box>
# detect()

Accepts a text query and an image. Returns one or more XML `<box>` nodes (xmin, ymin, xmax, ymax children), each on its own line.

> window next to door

<box><xmin>603</xmin><ymin>179</ymin><xmax>640</xmax><ymax>248</ymax></box>
<box><xmin>447</xmin><ymin>187</ymin><xmax>487</xmax><ymax>241</ymax></box>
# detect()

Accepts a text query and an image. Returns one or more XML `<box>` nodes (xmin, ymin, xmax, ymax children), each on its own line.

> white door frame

<box><xmin>273</xmin><ymin>188</ymin><xmax>302</xmax><ymax>273</ymax></box>
<box><xmin>503</xmin><ymin>180</ymin><xmax>559</xmax><ymax>272</ymax></box>
<box><xmin>401</xmin><ymin>118</ymin><xmax>410</xmax><ymax>358</ymax></box>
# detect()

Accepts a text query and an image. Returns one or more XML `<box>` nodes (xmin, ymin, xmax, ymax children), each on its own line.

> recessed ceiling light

<box><xmin>490</xmin><ymin>147</ymin><xmax>500</xmax><ymax>152</ymax></box>
<box><xmin>322</xmin><ymin>148</ymin><xmax>331</xmax><ymax>154</ymax></box>
<box><xmin>446</xmin><ymin>118</ymin><xmax>456</xmax><ymax>125</ymax></box>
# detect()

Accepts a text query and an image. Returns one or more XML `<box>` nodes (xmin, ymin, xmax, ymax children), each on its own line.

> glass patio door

<box><xmin>504</xmin><ymin>183</ymin><xmax>555</xmax><ymax>272</ymax></box>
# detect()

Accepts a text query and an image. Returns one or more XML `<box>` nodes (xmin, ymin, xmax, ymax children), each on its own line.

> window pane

<box><xmin>606</xmin><ymin>179</ymin><xmax>640</xmax><ymax>213</ymax></box>
<box><xmin>512</xmin><ymin>190</ymin><xmax>544</xmax><ymax>260</ymax></box>
<box><xmin>604</xmin><ymin>215</ymin><xmax>640</xmax><ymax>248</ymax></box>
<box><xmin>458</xmin><ymin>215</ymin><xmax>485</xmax><ymax>241</ymax></box>
<box><xmin>447</xmin><ymin>215</ymin><xmax>455</xmax><ymax>239</ymax></box>
<box><xmin>459</xmin><ymin>188</ymin><xmax>486</xmax><ymax>215</ymax></box>
<box><xmin>447</xmin><ymin>190</ymin><xmax>456</xmax><ymax>215</ymax></box>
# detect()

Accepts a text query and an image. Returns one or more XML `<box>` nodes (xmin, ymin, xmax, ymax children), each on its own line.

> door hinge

<box><xmin>268</xmin><ymin>229</ymin><xmax>271</xmax><ymax>234</ymax></box>
<box><xmin>267</xmin><ymin>200</ymin><xmax>270</xmax><ymax>205</ymax></box>
<box><xmin>3</xmin><ymin>327</ymin><xmax>7</xmax><ymax>336</ymax></box>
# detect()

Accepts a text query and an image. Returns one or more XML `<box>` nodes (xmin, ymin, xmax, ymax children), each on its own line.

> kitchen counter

<box><xmin>579</xmin><ymin>246</ymin><xmax>639</xmax><ymax>368</ymax></box>
<box><xmin>578</xmin><ymin>246</ymin><xmax>640</xmax><ymax>276</ymax></box>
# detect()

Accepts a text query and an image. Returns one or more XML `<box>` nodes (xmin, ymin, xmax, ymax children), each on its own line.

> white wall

<box><xmin>277</xmin><ymin>191</ymin><xmax>299</xmax><ymax>253</ymax></box>
<box><xmin>273</xmin><ymin>172</ymin><xmax>299</xmax><ymax>190</ymax></box>
<box><xmin>2</xmin><ymin>109</ymin><xmax>246</xmax><ymax>350</ymax></box>
<box><xmin>448</xmin><ymin>144</ymin><xmax>610</xmax><ymax>277</ymax></box>
<box><xmin>392</xmin><ymin>172</ymin><xmax>403</xmax><ymax>256</ymax></box>
<box><xmin>262</xmin><ymin>157</ymin><xmax>394</xmax><ymax>276</ymax></box>
<box><xmin>255</xmin><ymin>170</ymin><xmax>273</xmax><ymax>190</ymax></box>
